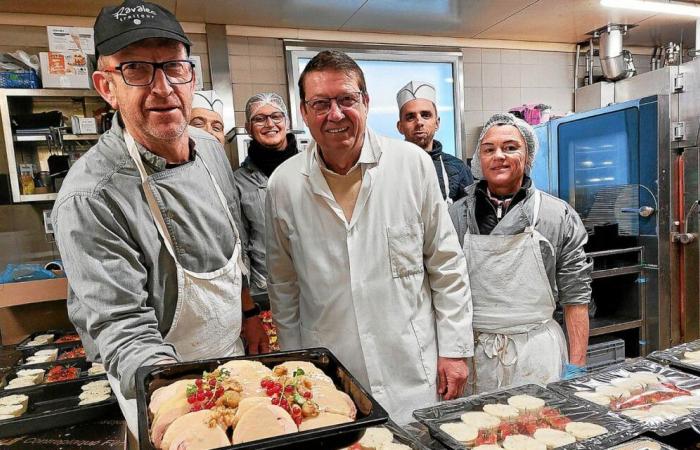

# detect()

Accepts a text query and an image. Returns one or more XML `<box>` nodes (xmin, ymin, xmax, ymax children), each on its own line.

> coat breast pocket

<box><xmin>387</xmin><ymin>223</ymin><xmax>424</xmax><ymax>278</ymax></box>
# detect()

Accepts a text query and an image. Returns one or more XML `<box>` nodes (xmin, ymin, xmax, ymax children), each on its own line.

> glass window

<box><xmin>287</xmin><ymin>45</ymin><xmax>464</xmax><ymax>158</ymax></box>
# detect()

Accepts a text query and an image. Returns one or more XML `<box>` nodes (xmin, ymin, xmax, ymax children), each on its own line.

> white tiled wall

<box><xmin>227</xmin><ymin>36</ymin><xmax>288</xmax><ymax>126</ymax></box>
<box><xmin>462</xmin><ymin>48</ymin><xmax>576</xmax><ymax>158</ymax></box>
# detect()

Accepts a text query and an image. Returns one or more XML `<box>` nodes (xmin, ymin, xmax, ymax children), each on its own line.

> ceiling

<box><xmin>2</xmin><ymin>0</ymin><xmax>699</xmax><ymax>48</ymax></box>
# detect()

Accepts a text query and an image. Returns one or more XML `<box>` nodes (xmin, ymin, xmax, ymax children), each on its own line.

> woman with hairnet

<box><xmin>449</xmin><ymin>113</ymin><xmax>592</xmax><ymax>393</ymax></box>
<box><xmin>233</xmin><ymin>93</ymin><xmax>299</xmax><ymax>345</ymax></box>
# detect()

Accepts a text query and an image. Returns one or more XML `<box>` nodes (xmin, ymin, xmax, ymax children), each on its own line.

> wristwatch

<box><xmin>242</xmin><ymin>303</ymin><xmax>261</xmax><ymax>319</ymax></box>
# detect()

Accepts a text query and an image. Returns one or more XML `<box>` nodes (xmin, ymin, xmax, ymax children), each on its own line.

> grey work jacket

<box><xmin>52</xmin><ymin>115</ymin><xmax>244</xmax><ymax>397</ymax></box>
<box><xmin>233</xmin><ymin>158</ymin><xmax>269</xmax><ymax>295</ymax></box>
<box><xmin>449</xmin><ymin>183</ymin><xmax>592</xmax><ymax>306</ymax></box>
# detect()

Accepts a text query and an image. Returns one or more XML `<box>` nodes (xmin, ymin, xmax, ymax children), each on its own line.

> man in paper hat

<box><xmin>190</xmin><ymin>90</ymin><xmax>225</xmax><ymax>144</ymax></box>
<box><xmin>396</xmin><ymin>81</ymin><xmax>473</xmax><ymax>204</ymax></box>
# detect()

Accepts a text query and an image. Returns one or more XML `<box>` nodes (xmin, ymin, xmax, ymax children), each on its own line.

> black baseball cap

<box><xmin>94</xmin><ymin>0</ymin><xmax>191</xmax><ymax>58</ymax></box>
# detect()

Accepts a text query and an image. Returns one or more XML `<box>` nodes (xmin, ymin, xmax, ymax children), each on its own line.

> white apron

<box><xmin>108</xmin><ymin>132</ymin><xmax>246</xmax><ymax>436</ymax></box>
<box><xmin>439</xmin><ymin>155</ymin><xmax>453</xmax><ymax>205</ymax></box>
<box><xmin>464</xmin><ymin>192</ymin><xmax>568</xmax><ymax>393</ymax></box>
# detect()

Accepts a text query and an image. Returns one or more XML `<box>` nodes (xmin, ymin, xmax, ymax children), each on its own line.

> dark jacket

<box><xmin>428</xmin><ymin>140</ymin><xmax>474</xmax><ymax>202</ymax></box>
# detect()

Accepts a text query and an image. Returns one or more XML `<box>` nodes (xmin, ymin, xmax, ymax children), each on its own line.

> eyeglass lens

<box><xmin>120</xmin><ymin>61</ymin><xmax>194</xmax><ymax>86</ymax></box>
<box><xmin>306</xmin><ymin>92</ymin><xmax>362</xmax><ymax>113</ymax></box>
<box><xmin>251</xmin><ymin>113</ymin><xmax>285</xmax><ymax>125</ymax></box>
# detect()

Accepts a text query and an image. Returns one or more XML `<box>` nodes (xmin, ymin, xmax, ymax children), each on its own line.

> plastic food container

<box><xmin>0</xmin><ymin>376</ymin><xmax>116</xmax><ymax>438</ymax></box>
<box><xmin>412</xmin><ymin>384</ymin><xmax>641</xmax><ymax>449</ymax></box>
<box><xmin>136</xmin><ymin>347</ymin><xmax>389</xmax><ymax>450</ymax></box>
<box><xmin>15</xmin><ymin>330</ymin><xmax>80</xmax><ymax>352</ymax></box>
<box><xmin>548</xmin><ymin>359</ymin><xmax>700</xmax><ymax>436</ymax></box>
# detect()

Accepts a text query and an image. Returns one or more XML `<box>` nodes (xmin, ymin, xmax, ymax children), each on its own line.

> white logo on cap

<box><xmin>112</xmin><ymin>5</ymin><xmax>157</xmax><ymax>23</ymax></box>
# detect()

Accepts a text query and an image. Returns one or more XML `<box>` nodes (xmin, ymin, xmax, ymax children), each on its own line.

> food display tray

<box><xmin>15</xmin><ymin>330</ymin><xmax>81</xmax><ymax>352</ymax></box>
<box><xmin>136</xmin><ymin>347</ymin><xmax>389</xmax><ymax>450</ymax></box>
<box><xmin>16</xmin><ymin>344</ymin><xmax>86</xmax><ymax>367</ymax></box>
<box><xmin>548</xmin><ymin>359</ymin><xmax>700</xmax><ymax>436</ymax></box>
<box><xmin>607</xmin><ymin>437</ymin><xmax>678</xmax><ymax>449</ymax></box>
<box><xmin>381</xmin><ymin>419</ymin><xmax>431</xmax><ymax>450</ymax></box>
<box><xmin>0</xmin><ymin>376</ymin><xmax>117</xmax><ymax>438</ymax></box>
<box><xmin>1</xmin><ymin>359</ymin><xmax>105</xmax><ymax>392</ymax></box>
<box><xmin>412</xmin><ymin>384</ymin><xmax>640</xmax><ymax>450</ymax></box>
<box><xmin>647</xmin><ymin>339</ymin><xmax>700</xmax><ymax>377</ymax></box>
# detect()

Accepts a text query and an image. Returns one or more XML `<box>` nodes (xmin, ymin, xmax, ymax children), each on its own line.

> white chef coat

<box><xmin>265</xmin><ymin>128</ymin><xmax>473</xmax><ymax>424</ymax></box>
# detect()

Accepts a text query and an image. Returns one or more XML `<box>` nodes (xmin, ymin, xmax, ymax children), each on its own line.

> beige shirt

<box><xmin>319</xmin><ymin>161</ymin><xmax>363</xmax><ymax>222</ymax></box>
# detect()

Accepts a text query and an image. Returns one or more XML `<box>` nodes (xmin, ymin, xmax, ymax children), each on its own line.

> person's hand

<box><xmin>437</xmin><ymin>357</ymin><xmax>468</xmax><ymax>400</ymax></box>
<box><xmin>242</xmin><ymin>316</ymin><xmax>270</xmax><ymax>355</ymax></box>
<box><xmin>561</xmin><ymin>363</ymin><xmax>587</xmax><ymax>380</ymax></box>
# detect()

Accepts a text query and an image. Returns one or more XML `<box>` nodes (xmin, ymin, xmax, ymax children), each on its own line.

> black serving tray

<box><xmin>548</xmin><ymin>359</ymin><xmax>700</xmax><ymax>436</ymax></box>
<box><xmin>16</xmin><ymin>344</ymin><xmax>86</xmax><ymax>367</ymax></box>
<box><xmin>608</xmin><ymin>436</ymin><xmax>678</xmax><ymax>449</ymax></box>
<box><xmin>15</xmin><ymin>330</ymin><xmax>80</xmax><ymax>353</ymax></box>
<box><xmin>413</xmin><ymin>384</ymin><xmax>641</xmax><ymax>450</ymax></box>
<box><xmin>136</xmin><ymin>347</ymin><xmax>389</xmax><ymax>450</ymax></box>
<box><xmin>1</xmin><ymin>359</ymin><xmax>105</xmax><ymax>392</ymax></box>
<box><xmin>382</xmin><ymin>419</ymin><xmax>431</xmax><ymax>450</ymax></box>
<box><xmin>0</xmin><ymin>376</ymin><xmax>117</xmax><ymax>438</ymax></box>
<box><xmin>647</xmin><ymin>339</ymin><xmax>700</xmax><ymax>377</ymax></box>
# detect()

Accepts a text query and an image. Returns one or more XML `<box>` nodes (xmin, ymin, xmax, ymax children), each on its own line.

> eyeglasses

<box><xmin>103</xmin><ymin>60</ymin><xmax>195</xmax><ymax>86</ymax></box>
<box><xmin>303</xmin><ymin>91</ymin><xmax>364</xmax><ymax>115</ymax></box>
<box><xmin>250</xmin><ymin>112</ymin><xmax>286</xmax><ymax>126</ymax></box>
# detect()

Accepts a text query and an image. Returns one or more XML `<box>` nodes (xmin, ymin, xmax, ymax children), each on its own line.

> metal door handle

<box><xmin>620</xmin><ymin>206</ymin><xmax>655</xmax><ymax>217</ymax></box>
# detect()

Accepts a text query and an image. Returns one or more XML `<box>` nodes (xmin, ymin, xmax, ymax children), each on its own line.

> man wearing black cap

<box><xmin>52</xmin><ymin>0</ymin><xmax>267</xmax><ymax>436</ymax></box>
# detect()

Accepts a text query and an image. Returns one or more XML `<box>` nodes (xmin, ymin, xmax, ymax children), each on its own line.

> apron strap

<box><xmin>124</xmin><ymin>131</ymin><xmax>247</xmax><ymax>275</ymax></box>
<box><xmin>124</xmin><ymin>131</ymin><xmax>180</xmax><ymax>261</ymax></box>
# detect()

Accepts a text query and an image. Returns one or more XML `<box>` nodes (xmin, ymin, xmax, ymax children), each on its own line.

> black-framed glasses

<box><xmin>250</xmin><ymin>112</ymin><xmax>286</xmax><ymax>126</ymax></box>
<box><xmin>303</xmin><ymin>91</ymin><xmax>364</xmax><ymax>115</ymax></box>
<box><xmin>104</xmin><ymin>60</ymin><xmax>195</xmax><ymax>86</ymax></box>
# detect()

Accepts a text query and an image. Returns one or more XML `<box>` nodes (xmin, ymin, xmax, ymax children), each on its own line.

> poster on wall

<box><xmin>47</xmin><ymin>26</ymin><xmax>95</xmax><ymax>55</ymax></box>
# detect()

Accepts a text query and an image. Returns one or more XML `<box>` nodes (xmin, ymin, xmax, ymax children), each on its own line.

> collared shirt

<box><xmin>52</xmin><ymin>113</ymin><xmax>245</xmax><ymax>397</ymax></box>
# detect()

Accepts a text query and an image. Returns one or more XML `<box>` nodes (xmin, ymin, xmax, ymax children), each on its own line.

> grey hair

<box><xmin>245</xmin><ymin>93</ymin><xmax>289</xmax><ymax>123</ymax></box>
<box><xmin>472</xmin><ymin>112</ymin><xmax>538</xmax><ymax>179</ymax></box>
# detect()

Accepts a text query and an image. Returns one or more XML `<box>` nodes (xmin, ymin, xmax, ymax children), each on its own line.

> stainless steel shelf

<box><xmin>591</xmin><ymin>265</ymin><xmax>643</xmax><ymax>279</ymax></box>
<box><xmin>589</xmin><ymin>318</ymin><xmax>643</xmax><ymax>337</ymax></box>
<box><xmin>14</xmin><ymin>134</ymin><xmax>100</xmax><ymax>142</ymax></box>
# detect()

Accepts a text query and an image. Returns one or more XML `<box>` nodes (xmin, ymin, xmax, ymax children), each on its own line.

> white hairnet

<box><xmin>472</xmin><ymin>112</ymin><xmax>538</xmax><ymax>179</ymax></box>
<box><xmin>245</xmin><ymin>92</ymin><xmax>288</xmax><ymax>122</ymax></box>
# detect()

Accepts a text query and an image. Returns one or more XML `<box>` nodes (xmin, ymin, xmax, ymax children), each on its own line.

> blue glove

<box><xmin>562</xmin><ymin>363</ymin><xmax>587</xmax><ymax>380</ymax></box>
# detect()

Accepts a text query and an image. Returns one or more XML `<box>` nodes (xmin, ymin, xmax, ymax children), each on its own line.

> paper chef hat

<box><xmin>396</xmin><ymin>81</ymin><xmax>437</xmax><ymax>110</ymax></box>
<box><xmin>192</xmin><ymin>90</ymin><xmax>224</xmax><ymax>117</ymax></box>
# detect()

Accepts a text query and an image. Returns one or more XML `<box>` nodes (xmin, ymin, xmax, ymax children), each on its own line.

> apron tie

<box><xmin>478</xmin><ymin>332</ymin><xmax>518</xmax><ymax>366</ymax></box>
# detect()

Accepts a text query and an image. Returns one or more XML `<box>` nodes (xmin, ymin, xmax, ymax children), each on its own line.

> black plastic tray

<box><xmin>0</xmin><ymin>376</ymin><xmax>117</xmax><ymax>438</ymax></box>
<box><xmin>647</xmin><ymin>339</ymin><xmax>700</xmax><ymax>377</ymax></box>
<box><xmin>413</xmin><ymin>384</ymin><xmax>641</xmax><ymax>450</ymax></box>
<box><xmin>607</xmin><ymin>436</ymin><xmax>678</xmax><ymax>449</ymax></box>
<box><xmin>136</xmin><ymin>347</ymin><xmax>389</xmax><ymax>450</ymax></box>
<box><xmin>548</xmin><ymin>359</ymin><xmax>700</xmax><ymax>436</ymax></box>
<box><xmin>15</xmin><ymin>330</ymin><xmax>80</xmax><ymax>353</ymax></box>
<box><xmin>1</xmin><ymin>359</ymin><xmax>105</xmax><ymax>392</ymax></box>
<box><xmin>381</xmin><ymin>419</ymin><xmax>431</xmax><ymax>450</ymax></box>
<box><xmin>16</xmin><ymin>344</ymin><xmax>86</xmax><ymax>367</ymax></box>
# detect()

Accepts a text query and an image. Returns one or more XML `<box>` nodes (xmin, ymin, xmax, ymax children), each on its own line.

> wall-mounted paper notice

<box><xmin>47</xmin><ymin>26</ymin><xmax>95</xmax><ymax>55</ymax></box>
